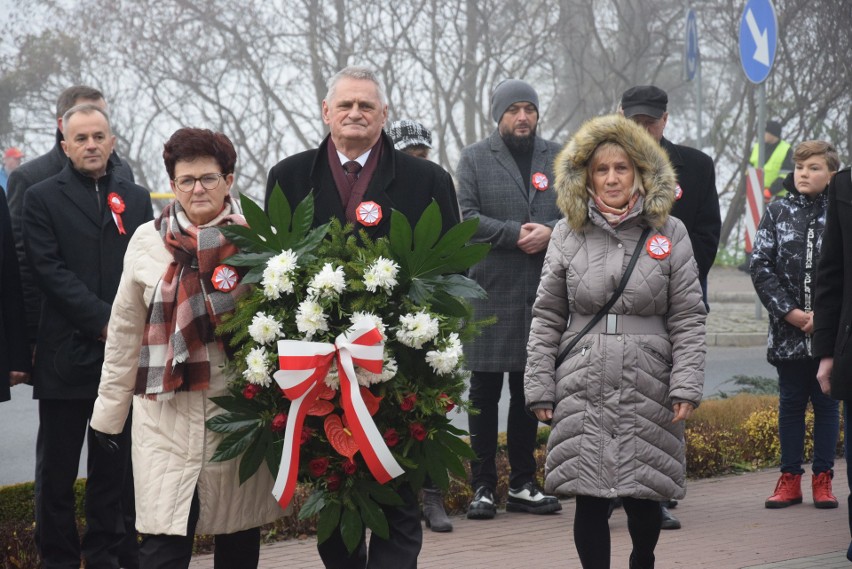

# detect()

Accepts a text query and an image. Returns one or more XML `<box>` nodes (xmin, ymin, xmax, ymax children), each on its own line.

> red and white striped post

<box><xmin>745</xmin><ymin>165</ymin><xmax>764</xmax><ymax>319</ymax></box>
<box><xmin>744</xmin><ymin>166</ymin><xmax>764</xmax><ymax>254</ymax></box>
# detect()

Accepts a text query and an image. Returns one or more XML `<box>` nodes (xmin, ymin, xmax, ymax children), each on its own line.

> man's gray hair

<box><xmin>62</xmin><ymin>103</ymin><xmax>111</xmax><ymax>132</ymax></box>
<box><xmin>326</xmin><ymin>66</ymin><xmax>387</xmax><ymax>106</ymax></box>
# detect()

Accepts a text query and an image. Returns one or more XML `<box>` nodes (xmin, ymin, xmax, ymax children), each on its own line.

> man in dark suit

<box><xmin>456</xmin><ymin>79</ymin><xmax>562</xmax><ymax>521</ymax></box>
<box><xmin>7</xmin><ymin>85</ymin><xmax>135</xmax><ymax>347</ymax></box>
<box><xmin>0</xmin><ymin>190</ymin><xmax>29</xmax><ymax>402</ymax></box>
<box><xmin>620</xmin><ymin>85</ymin><xmax>721</xmax><ymax>308</ymax></box>
<box><xmin>620</xmin><ymin>84</ymin><xmax>722</xmax><ymax>530</ymax></box>
<box><xmin>23</xmin><ymin>103</ymin><xmax>152</xmax><ymax>569</ymax></box>
<box><xmin>265</xmin><ymin>66</ymin><xmax>459</xmax><ymax>569</ymax></box>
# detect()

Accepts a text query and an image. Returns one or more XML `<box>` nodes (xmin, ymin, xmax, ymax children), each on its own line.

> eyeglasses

<box><xmin>173</xmin><ymin>173</ymin><xmax>226</xmax><ymax>193</ymax></box>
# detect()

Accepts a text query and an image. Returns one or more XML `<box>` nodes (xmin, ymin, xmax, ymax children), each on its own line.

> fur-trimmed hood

<box><xmin>554</xmin><ymin>114</ymin><xmax>676</xmax><ymax>230</ymax></box>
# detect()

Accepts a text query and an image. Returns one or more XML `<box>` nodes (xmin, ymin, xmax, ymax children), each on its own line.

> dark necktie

<box><xmin>343</xmin><ymin>160</ymin><xmax>362</xmax><ymax>188</ymax></box>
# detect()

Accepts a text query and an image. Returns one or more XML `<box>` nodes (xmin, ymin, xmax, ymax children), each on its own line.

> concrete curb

<box><xmin>707</xmin><ymin>333</ymin><xmax>767</xmax><ymax>347</ymax></box>
<box><xmin>709</xmin><ymin>291</ymin><xmax>758</xmax><ymax>303</ymax></box>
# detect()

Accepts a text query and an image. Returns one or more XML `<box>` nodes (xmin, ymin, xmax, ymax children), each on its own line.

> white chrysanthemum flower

<box><xmin>379</xmin><ymin>356</ymin><xmax>397</xmax><ymax>381</ymax></box>
<box><xmin>243</xmin><ymin>347</ymin><xmax>271</xmax><ymax>386</ymax></box>
<box><xmin>296</xmin><ymin>299</ymin><xmax>329</xmax><ymax>338</ymax></box>
<box><xmin>425</xmin><ymin>333</ymin><xmax>463</xmax><ymax>375</ymax></box>
<box><xmin>307</xmin><ymin>263</ymin><xmax>346</xmax><ymax>298</ymax></box>
<box><xmin>323</xmin><ymin>362</ymin><xmax>340</xmax><ymax>389</ymax></box>
<box><xmin>363</xmin><ymin>257</ymin><xmax>400</xmax><ymax>293</ymax></box>
<box><xmin>267</xmin><ymin>250</ymin><xmax>298</xmax><ymax>273</ymax></box>
<box><xmin>261</xmin><ymin>250</ymin><xmax>298</xmax><ymax>299</ymax></box>
<box><xmin>350</xmin><ymin>311</ymin><xmax>386</xmax><ymax>337</ymax></box>
<box><xmin>354</xmin><ymin>353</ymin><xmax>397</xmax><ymax>386</ymax></box>
<box><xmin>395</xmin><ymin>311</ymin><xmax>440</xmax><ymax>349</ymax></box>
<box><xmin>261</xmin><ymin>266</ymin><xmax>295</xmax><ymax>299</ymax></box>
<box><xmin>247</xmin><ymin>312</ymin><xmax>283</xmax><ymax>345</ymax></box>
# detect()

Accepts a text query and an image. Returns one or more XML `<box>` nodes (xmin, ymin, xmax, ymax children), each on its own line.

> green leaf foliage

<box><xmin>299</xmin><ymin>490</ymin><xmax>326</xmax><ymax>519</ymax></box>
<box><xmin>210</xmin><ymin>427</ymin><xmax>260</xmax><ymax>463</ymax></box>
<box><xmin>267</xmin><ymin>182</ymin><xmax>292</xmax><ymax>238</ymax></box>
<box><xmin>352</xmin><ymin>488</ymin><xmax>389</xmax><ymax>538</ymax></box>
<box><xmin>361</xmin><ymin>480</ymin><xmax>405</xmax><ymax>507</ymax></box>
<box><xmin>239</xmin><ymin>428</ymin><xmax>271</xmax><ymax>484</ymax></box>
<box><xmin>206</xmin><ymin>413</ymin><xmax>261</xmax><ymax>434</ymax></box>
<box><xmin>340</xmin><ymin>506</ymin><xmax>364</xmax><ymax>554</ymax></box>
<box><xmin>316</xmin><ymin>501</ymin><xmax>342</xmax><ymax>545</ymax></box>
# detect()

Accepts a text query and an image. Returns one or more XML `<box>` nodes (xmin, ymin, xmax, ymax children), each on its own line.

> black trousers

<box><xmin>139</xmin><ymin>489</ymin><xmax>260</xmax><ymax>569</ymax></box>
<box><xmin>574</xmin><ymin>495</ymin><xmax>661</xmax><ymax>569</ymax></box>
<box><xmin>35</xmin><ymin>398</ymin><xmax>136</xmax><ymax>569</ymax></box>
<box><xmin>317</xmin><ymin>484</ymin><xmax>421</xmax><ymax>569</ymax></box>
<box><xmin>468</xmin><ymin>371</ymin><xmax>538</xmax><ymax>490</ymax></box>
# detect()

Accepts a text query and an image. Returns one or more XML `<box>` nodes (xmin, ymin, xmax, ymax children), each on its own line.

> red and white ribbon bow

<box><xmin>271</xmin><ymin>326</ymin><xmax>404</xmax><ymax>509</ymax></box>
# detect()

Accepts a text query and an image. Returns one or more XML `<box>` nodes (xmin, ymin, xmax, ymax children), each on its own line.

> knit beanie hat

<box><xmin>765</xmin><ymin>120</ymin><xmax>782</xmax><ymax>138</ymax></box>
<box><xmin>491</xmin><ymin>79</ymin><xmax>539</xmax><ymax>123</ymax></box>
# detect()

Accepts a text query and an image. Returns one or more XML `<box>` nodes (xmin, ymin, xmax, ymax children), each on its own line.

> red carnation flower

<box><xmin>309</xmin><ymin>457</ymin><xmax>329</xmax><ymax>477</ymax></box>
<box><xmin>438</xmin><ymin>393</ymin><xmax>455</xmax><ymax>412</ymax></box>
<box><xmin>400</xmin><ymin>393</ymin><xmax>417</xmax><ymax>412</ymax></box>
<box><xmin>342</xmin><ymin>459</ymin><xmax>357</xmax><ymax>475</ymax></box>
<box><xmin>409</xmin><ymin>422</ymin><xmax>427</xmax><ymax>442</ymax></box>
<box><xmin>271</xmin><ymin>412</ymin><xmax>287</xmax><ymax>432</ymax></box>
<box><xmin>243</xmin><ymin>384</ymin><xmax>261</xmax><ymax>399</ymax></box>
<box><xmin>300</xmin><ymin>427</ymin><xmax>313</xmax><ymax>445</ymax></box>
<box><xmin>326</xmin><ymin>473</ymin><xmax>342</xmax><ymax>491</ymax></box>
<box><xmin>383</xmin><ymin>428</ymin><xmax>399</xmax><ymax>448</ymax></box>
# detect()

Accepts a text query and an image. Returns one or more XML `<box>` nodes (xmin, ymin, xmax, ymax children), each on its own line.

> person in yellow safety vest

<box><xmin>750</xmin><ymin>119</ymin><xmax>794</xmax><ymax>202</ymax></box>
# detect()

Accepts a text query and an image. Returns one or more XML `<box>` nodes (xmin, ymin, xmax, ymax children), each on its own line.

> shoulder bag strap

<box><xmin>554</xmin><ymin>225</ymin><xmax>652</xmax><ymax>368</ymax></box>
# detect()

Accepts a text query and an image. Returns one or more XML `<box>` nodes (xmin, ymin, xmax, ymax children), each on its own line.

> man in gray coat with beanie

<box><xmin>456</xmin><ymin>79</ymin><xmax>562</xmax><ymax>520</ymax></box>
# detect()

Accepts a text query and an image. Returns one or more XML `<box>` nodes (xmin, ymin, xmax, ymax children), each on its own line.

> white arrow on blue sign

<box><xmin>684</xmin><ymin>9</ymin><xmax>698</xmax><ymax>81</ymax></box>
<box><xmin>739</xmin><ymin>0</ymin><xmax>777</xmax><ymax>84</ymax></box>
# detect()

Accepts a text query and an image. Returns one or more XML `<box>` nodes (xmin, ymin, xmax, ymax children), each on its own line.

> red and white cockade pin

<box><xmin>646</xmin><ymin>234</ymin><xmax>672</xmax><ymax>260</ymax></box>
<box><xmin>674</xmin><ymin>184</ymin><xmax>683</xmax><ymax>200</ymax></box>
<box><xmin>107</xmin><ymin>192</ymin><xmax>126</xmax><ymax>235</ymax></box>
<box><xmin>532</xmin><ymin>172</ymin><xmax>549</xmax><ymax>191</ymax></box>
<box><xmin>356</xmin><ymin>201</ymin><xmax>382</xmax><ymax>226</ymax></box>
<box><xmin>212</xmin><ymin>264</ymin><xmax>239</xmax><ymax>292</ymax></box>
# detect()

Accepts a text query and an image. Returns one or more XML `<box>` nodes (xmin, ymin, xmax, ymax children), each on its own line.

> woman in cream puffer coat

<box><xmin>524</xmin><ymin>115</ymin><xmax>706</xmax><ymax>569</ymax></box>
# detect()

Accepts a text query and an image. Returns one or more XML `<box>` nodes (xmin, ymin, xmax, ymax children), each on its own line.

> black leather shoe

<box><xmin>467</xmin><ymin>486</ymin><xmax>497</xmax><ymax>520</ymax></box>
<box><xmin>660</xmin><ymin>505</ymin><xmax>681</xmax><ymax>530</ymax></box>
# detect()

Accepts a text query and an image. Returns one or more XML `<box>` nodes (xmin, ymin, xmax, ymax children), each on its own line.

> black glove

<box><xmin>92</xmin><ymin>428</ymin><xmax>120</xmax><ymax>454</ymax></box>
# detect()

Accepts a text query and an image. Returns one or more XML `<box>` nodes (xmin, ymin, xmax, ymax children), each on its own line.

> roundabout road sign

<box><xmin>739</xmin><ymin>0</ymin><xmax>777</xmax><ymax>84</ymax></box>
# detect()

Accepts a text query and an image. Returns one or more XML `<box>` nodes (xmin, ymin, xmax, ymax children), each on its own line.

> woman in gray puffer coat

<box><xmin>524</xmin><ymin>115</ymin><xmax>706</xmax><ymax>569</ymax></box>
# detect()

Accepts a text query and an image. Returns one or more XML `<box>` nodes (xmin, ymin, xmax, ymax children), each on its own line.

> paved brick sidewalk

<box><xmin>189</xmin><ymin>461</ymin><xmax>850</xmax><ymax>569</ymax></box>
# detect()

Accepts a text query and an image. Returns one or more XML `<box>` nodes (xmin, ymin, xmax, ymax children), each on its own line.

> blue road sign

<box><xmin>739</xmin><ymin>0</ymin><xmax>777</xmax><ymax>84</ymax></box>
<box><xmin>685</xmin><ymin>9</ymin><xmax>699</xmax><ymax>81</ymax></box>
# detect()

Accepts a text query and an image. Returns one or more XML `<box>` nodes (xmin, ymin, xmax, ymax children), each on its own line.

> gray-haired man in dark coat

<box><xmin>456</xmin><ymin>79</ymin><xmax>562</xmax><ymax>520</ymax></box>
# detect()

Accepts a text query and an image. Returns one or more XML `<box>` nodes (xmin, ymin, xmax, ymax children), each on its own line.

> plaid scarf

<box><xmin>135</xmin><ymin>198</ymin><xmax>247</xmax><ymax>400</ymax></box>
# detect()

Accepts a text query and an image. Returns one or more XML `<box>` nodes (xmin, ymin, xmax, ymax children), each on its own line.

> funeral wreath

<box><xmin>207</xmin><ymin>187</ymin><xmax>489</xmax><ymax>552</ymax></box>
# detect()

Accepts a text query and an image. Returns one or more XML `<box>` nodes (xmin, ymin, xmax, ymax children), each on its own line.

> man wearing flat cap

<box><xmin>456</xmin><ymin>78</ymin><xmax>562</xmax><ymax>520</ymax></box>
<box><xmin>750</xmin><ymin>119</ymin><xmax>793</xmax><ymax>201</ymax></box>
<box><xmin>621</xmin><ymin>84</ymin><xmax>721</xmax><ymax>531</ymax></box>
<box><xmin>387</xmin><ymin>119</ymin><xmax>433</xmax><ymax>160</ymax></box>
<box><xmin>621</xmin><ymin>85</ymin><xmax>720</xmax><ymax>307</ymax></box>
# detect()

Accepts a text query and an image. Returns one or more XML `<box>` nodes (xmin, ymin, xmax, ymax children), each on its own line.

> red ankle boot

<box><xmin>765</xmin><ymin>473</ymin><xmax>802</xmax><ymax>508</ymax></box>
<box><xmin>812</xmin><ymin>471</ymin><xmax>839</xmax><ymax>509</ymax></box>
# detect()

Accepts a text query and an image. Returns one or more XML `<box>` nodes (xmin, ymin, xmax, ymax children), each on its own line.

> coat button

<box><xmin>617</xmin><ymin>242</ymin><xmax>623</xmax><ymax>248</ymax></box>
<box><xmin>616</xmin><ymin>335</ymin><xmax>622</xmax><ymax>341</ymax></box>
